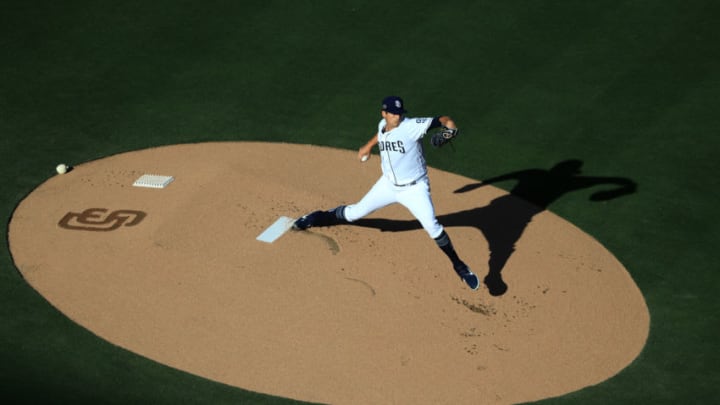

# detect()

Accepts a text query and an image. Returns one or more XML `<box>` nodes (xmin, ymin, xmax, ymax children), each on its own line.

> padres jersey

<box><xmin>377</xmin><ymin>116</ymin><xmax>434</xmax><ymax>186</ymax></box>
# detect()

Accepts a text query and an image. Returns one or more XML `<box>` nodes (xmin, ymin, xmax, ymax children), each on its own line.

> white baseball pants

<box><xmin>343</xmin><ymin>175</ymin><xmax>444</xmax><ymax>239</ymax></box>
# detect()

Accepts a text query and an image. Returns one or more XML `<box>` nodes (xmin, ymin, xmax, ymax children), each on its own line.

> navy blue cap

<box><xmin>381</xmin><ymin>96</ymin><xmax>407</xmax><ymax>115</ymax></box>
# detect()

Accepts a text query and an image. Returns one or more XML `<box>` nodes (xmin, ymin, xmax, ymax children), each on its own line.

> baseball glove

<box><xmin>430</xmin><ymin>126</ymin><xmax>459</xmax><ymax>148</ymax></box>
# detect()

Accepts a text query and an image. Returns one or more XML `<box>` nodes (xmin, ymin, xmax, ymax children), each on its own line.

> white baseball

<box><xmin>361</xmin><ymin>154</ymin><xmax>369</xmax><ymax>162</ymax></box>
<box><xmin>56</xmin><ymin>164</ymin><xmax>68</xmax><ymax>174</ymax></box>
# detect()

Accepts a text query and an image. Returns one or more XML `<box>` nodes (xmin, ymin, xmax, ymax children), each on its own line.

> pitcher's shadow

<box><xmin>351</xmin><ymin>159</ymin><xmax>637</xmax><ymax>296</ymax></box>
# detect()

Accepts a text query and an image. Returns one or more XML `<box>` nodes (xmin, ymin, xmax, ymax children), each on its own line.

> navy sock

<box><xmin>434</xmin><ymin>231</ymin><xmax>462</xmax><ymax>266</ymax></box>
<box><xmin>331</xmin><ymin>205</ymin><xmax>347</xmax><ymax>222</ymax></box>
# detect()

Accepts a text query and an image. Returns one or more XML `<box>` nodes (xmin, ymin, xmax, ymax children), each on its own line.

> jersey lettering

<box><xmin>378</xmin><ymin>140</ymin><xmax>406</xmax><ymax>154</ymax></box>
<box><xmin>377</xmin><ymin>116</ymin><xmax>432</xmax><ymax>185</ymax></box>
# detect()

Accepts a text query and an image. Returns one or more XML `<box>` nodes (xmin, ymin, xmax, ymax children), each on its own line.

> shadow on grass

<box><xmin>351</xmin><ymin>159</ymin><xmax>637</xmax><ymax>296</ymax></box>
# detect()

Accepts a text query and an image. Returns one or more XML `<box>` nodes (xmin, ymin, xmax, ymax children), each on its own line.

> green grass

<box><xmin>2</xmin><ymin>0</ymin><xmax>718</xmax><ymax>403</ymax></box>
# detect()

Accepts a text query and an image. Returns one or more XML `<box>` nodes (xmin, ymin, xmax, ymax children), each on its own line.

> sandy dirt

<box><xmin>9</xmin><ymin>142</ymin><xmax>649</xmax><ymax>404</ymax></box>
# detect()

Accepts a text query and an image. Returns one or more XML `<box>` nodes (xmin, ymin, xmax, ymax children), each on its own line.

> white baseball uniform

<box><xmin>343</xmin><ymin>116</ymin><xmax>444</xmax><ymax>239</ymax></box>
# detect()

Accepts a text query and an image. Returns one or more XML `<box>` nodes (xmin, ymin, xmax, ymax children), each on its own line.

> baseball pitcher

<box><xmin>294</xmin><ymin>96</ymin><xmax>479</xmax><ymax>290</ymax></box>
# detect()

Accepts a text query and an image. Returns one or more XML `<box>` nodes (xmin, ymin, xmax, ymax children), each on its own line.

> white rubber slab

<box><xmin>256</xmin><ymin>216</ymin><xmax>295</xmax><ymax>243</ymax></box>
<box><xmin>133</xmin><ymin>174</ymin><xmax>174</xmax><ymax>189</ymax></box>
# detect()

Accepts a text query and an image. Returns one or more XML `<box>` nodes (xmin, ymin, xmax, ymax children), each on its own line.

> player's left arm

<box><xmin>436</xmin><ymin>116</ymin><xmax>457</xmax><ymax>130</ymax></box>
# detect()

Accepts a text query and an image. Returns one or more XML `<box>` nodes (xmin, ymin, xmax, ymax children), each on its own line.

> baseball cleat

<box><xmin>453</xmin><ymin>262</ymin><xmax>480</xmax><ymax>290</ymax></box>
<box><xmin>292</xmin><ymin>211</ymin><xmax>320</xmax><ymax>230</ymax></box>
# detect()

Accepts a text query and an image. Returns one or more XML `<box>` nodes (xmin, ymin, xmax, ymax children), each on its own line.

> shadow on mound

<box><xmin>352</xmin><ymin>159</ymin><xmax>637</xmax><ymax>296</ymax></box>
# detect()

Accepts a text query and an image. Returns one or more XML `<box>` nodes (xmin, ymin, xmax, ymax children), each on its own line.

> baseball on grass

<box><xmin>361</xmin><ymin>154</ymin><xmax>369</xmax><ymax>162</ymax></box>
<box><xmin>56</xmin><ymin>164</ymin><xmax>68</xmax><ymax>174</ymax></box>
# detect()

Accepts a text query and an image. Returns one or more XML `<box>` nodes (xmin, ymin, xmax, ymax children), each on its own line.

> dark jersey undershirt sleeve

<box><xmin>429</xmin><ymin>116</ymin><xmax>442</xmax><ymax>130</ymax></box>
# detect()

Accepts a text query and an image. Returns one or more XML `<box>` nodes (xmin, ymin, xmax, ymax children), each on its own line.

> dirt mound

<box><xmin>9</xmin><ymin>142</ymin><xmax>649</xmax><ymax>404</ymax></box>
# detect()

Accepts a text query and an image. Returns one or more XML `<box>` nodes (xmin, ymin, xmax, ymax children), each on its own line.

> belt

<box><xmin>394</xmin><ymin>180</ymin><xmax>418</xmax><ymax>187</ymax></box>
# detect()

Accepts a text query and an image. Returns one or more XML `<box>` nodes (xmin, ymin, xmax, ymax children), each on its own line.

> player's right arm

<box><xmin>358</xmin><ymin>132</ymin><xmax>379</xmax><ymax>160</ymax></box>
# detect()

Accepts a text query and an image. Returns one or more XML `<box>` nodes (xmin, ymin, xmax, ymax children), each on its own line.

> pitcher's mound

<box><xmin>9</xmin><ymin>142</ymin><xmax>649</xmax><ymax>404</ymax></box>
